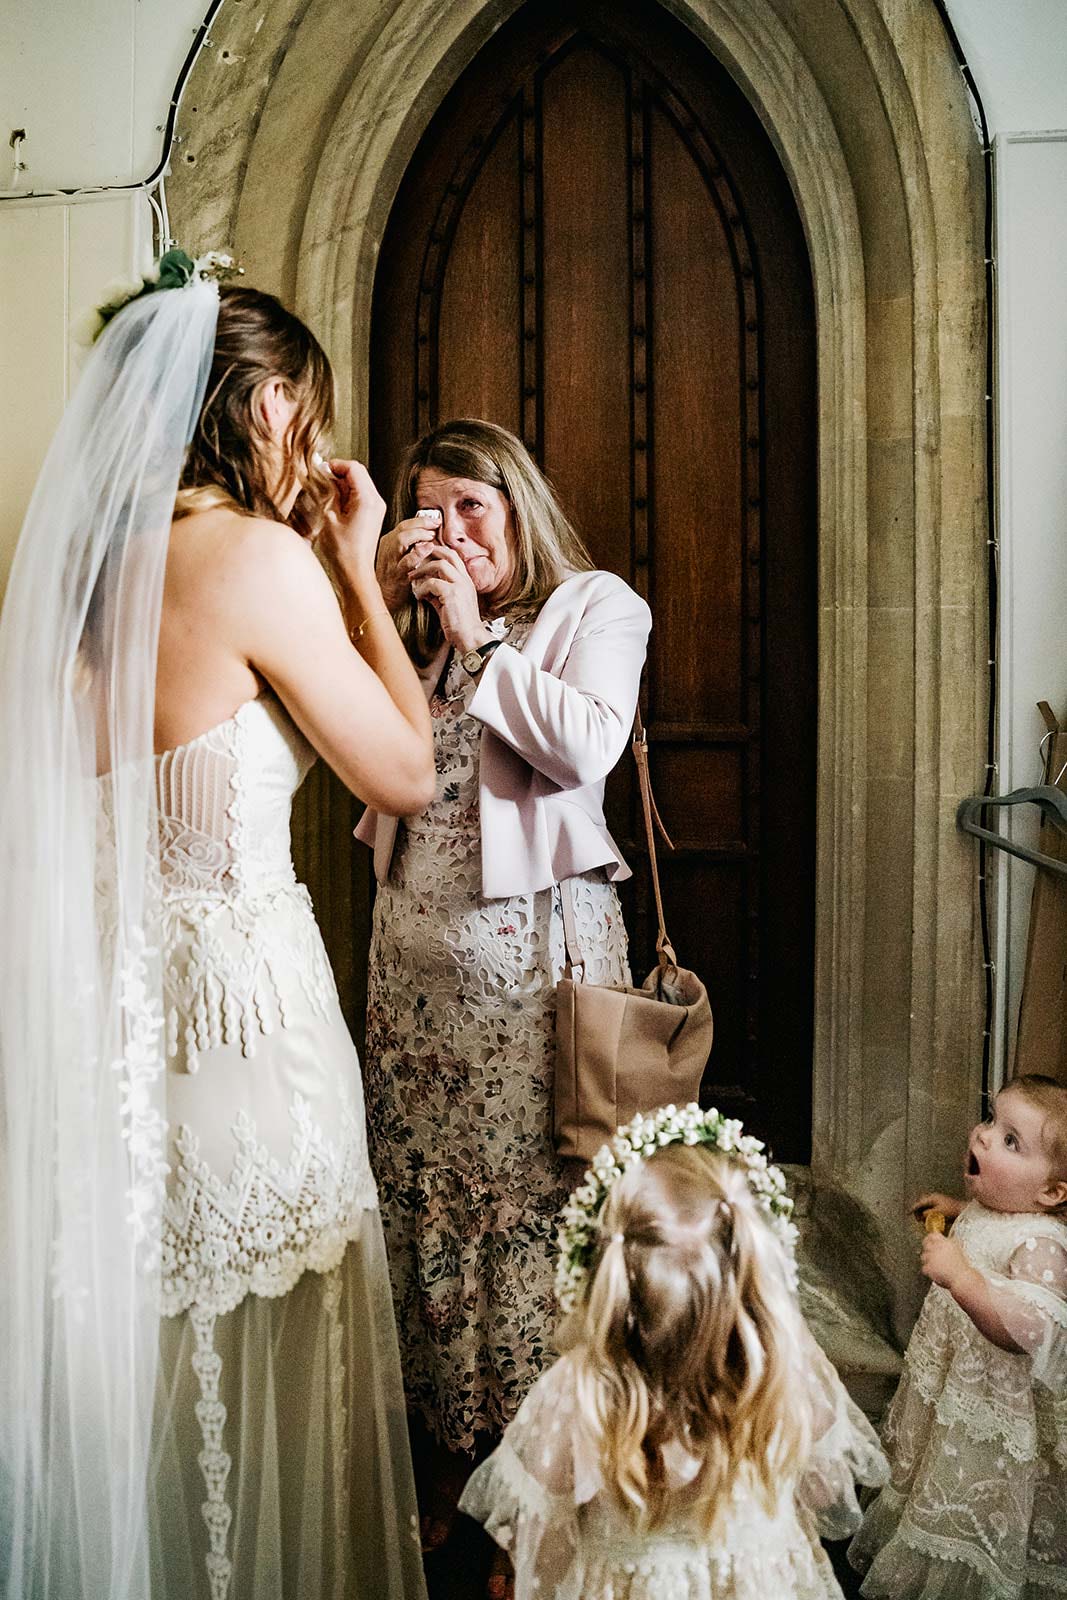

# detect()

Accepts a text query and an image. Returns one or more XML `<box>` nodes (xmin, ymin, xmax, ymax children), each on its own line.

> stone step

<box><xmin>782</xmin><ymin>1163</ymin><xmax>903</xmax><ymax>1423</ymax></box>
<box><xmin>799</xmin><ymin>1263</ymin><xmax>903</xmax><ymax>1421</ymax></box>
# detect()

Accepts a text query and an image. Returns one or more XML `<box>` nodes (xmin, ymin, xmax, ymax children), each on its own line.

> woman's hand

<box><xmin>318</xmin><ymin>459</ymin><xmax>386</xmax><ymax>580</ymax></box>
<box><xmin>375</xmin><ymin>512</ymin><xmax>443</xmax><ymax>610</ymax></box>
<box><xmin>411</xmin><ymin>544</ymin><xmax>492</xmax><ymax>655</ymax></box>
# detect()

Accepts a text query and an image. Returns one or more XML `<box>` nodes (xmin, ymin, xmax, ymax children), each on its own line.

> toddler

<box><xmin>850</xmin><ymin>1073</ymin><xmax>1067</xmax><ymax>1598</ymax></box>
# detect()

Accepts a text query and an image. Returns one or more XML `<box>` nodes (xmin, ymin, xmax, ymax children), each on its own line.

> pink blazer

<box><xmin>354</xmin><ymin>569</ymin><xmax>651</xmax><ymax>899</ymax></box>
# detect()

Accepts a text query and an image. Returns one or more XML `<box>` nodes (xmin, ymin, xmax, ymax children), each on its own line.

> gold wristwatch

<box><xmin>459</xmin><ymin>638</ymin><xmax>503</xmax><ymax>676</ymax></box>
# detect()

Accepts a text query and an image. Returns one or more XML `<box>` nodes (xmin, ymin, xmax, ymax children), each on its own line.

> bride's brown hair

<box><xmin>175</xmin><ymin>285</ymin><xmax>335</xmax><ymax>539</ymax></box>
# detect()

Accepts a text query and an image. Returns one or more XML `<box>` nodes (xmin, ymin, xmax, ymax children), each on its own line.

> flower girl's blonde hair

<box><xmin>567</xmin><ymin>1143</ymin><xmax>812</xmax><ymax>1535</ymax></box>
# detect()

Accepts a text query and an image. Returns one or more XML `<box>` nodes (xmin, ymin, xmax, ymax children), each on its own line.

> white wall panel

<box><xmin>991</xmin><ymin>131</ymin><xmax>1067</xmax><ymax>1074</ymax></box>
<box><xmin>1</xmin><ymin>0</ymin><xmax>203</xmax><ymax>192</ymax></box>
<box><xmin>947</xmin><ymin>0</ymin><xmax>1067</xmax><ymax>134</ymax></box>
<box><xmin>1</xmin><ymin>0</ymin><xmax>137</xmax><ymax>187</ymax></box>
<box><xmin>0</xmin><ymin>206</ymin><xmax>67</xmax><ymax>590</ymax></box>
<box><xmin>0</xmin><ymin>193</ymin><xmax>148</xmax><ymax>594</ymax></box>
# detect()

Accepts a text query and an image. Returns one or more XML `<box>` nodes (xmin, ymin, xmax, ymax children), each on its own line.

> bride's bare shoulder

<box><xmin>169</xmin><ymin>506</ymin><xmax>320</xmax><ymax>592</ymax></box>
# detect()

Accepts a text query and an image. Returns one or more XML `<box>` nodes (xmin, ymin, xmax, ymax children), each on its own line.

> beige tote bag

<box><xmin>553</xmin><ymin>714</ymin><xmax>715</xmax><ymax>1163</ymax></box>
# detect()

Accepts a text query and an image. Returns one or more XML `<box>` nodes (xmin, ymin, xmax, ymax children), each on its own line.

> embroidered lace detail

<box><xmin>365</xmin><ymin>623</ymin><xmax>632</xmax><ymax>1451</ymax></box>
<box><xmin>323</xmin><ymin>1266</ymin><xmax>349</xmax><ymax>1600</ymax></box>
<box><xmin>904</xmin><ymin>1287</ymin><xmax>1040</xmax><ymax>1461</ymax></box>
<box><xmin>189</xmin><ymin>1305</ymin><xmax>234</xmax><ymax>1600</ymax></box>
<box><xmin>113</xmin><ymin>925</ymin><xmax>170</xmax><ymax>1266</ymax></box>
<box><xmin>90</xmin><ymin>792</ymin><xmax>170</xmax><ymax>1276</ymax></box>
<box><xmin>162</xmin><ymin>884</ymin><xmax>337</xmax><ymax>1074</ymax></box>
<box><xmin>880</xmin><ymin>1502</ymin><xmax>1027</xmax><ymax>1590</ymax></box>
<box><xmin>162</xmin><ymin>1087</ymin><xmax>377</xmax><ymax>1317</ymax></box>
<box><xmin>156</xmin><ymin>700</ymin><xmax>338</xmax><ymax>1074</ymax></box>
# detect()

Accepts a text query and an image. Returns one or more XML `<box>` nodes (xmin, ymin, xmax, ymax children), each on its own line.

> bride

<box><xmin>0</xmin><ymin>257</ymin><xmax>433</xmax><ymax>1598</ymax></box>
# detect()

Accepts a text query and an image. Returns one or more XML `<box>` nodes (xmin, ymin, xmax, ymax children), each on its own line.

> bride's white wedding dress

<box><xmin>140</xmin><ymin>693</ymin><xmax>425</xmax><ymax>1600</ymax></box>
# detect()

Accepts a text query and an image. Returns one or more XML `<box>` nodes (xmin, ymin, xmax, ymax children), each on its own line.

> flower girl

<box><xmin>850</xmin><ymin>1074</ymin><xmax>1067</xmax><ymax>1598</ymax></box>
<box><xmin>460</xmin><ymin>1107</ymin><xmax>887</xmax><ymax>1599</ymax></box>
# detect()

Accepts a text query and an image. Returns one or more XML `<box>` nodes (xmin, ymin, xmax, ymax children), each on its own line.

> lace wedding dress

<box><xmin>364</xmin><ymin>622</ymin><xmax>631</xmax><ymax>1451</ymax></box>
<box><xmin>849</xmin><ymin>1201</ymin><xmax>1067</xmax><ymax>1599</ymax></box>
<box><xmin>144</xmin><ymin>694</ymin><xmax>425</xmax><ymax>1600</ymax></box>
<box><xmin>458</xmin><ymin>1334</ymin><xmax>889</xmax><ymax>1599</ymax></box>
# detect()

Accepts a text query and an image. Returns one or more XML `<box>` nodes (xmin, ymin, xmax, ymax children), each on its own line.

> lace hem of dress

<box><xmin>161</xmin><ymin>1090</ymin><xmax>378</xmax><ymax>1317</ymax></box>
<box><xmin>461</xmin><ymin>1442</ymin><xmax>832</xmax><ymax>1593</ymax></box>
<box><xmin>852</xmin><ymin>1483</ymin><xmax>1067</xmax><ymax>1599</ymax></box>
<box><xmin>875</xmin><ymin>1518</ymin><xmax>1067</xmax><ymax>1597</ymax></box>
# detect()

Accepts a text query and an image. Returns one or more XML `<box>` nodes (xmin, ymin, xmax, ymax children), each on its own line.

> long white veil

<box><xmin>0</xmin><ymin>280</ymin><xmax>218</xmax><ymax>1597</ymax></box>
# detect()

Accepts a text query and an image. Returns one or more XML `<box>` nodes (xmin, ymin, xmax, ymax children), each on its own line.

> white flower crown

<box><xmin>555</xmin><ymin>1102</ymin><xmax>798</xmax><ymax>1315</ymax></box>
<box><xmin>74</xmin><ymin>248</ymin><xmax>242</xmax><ymax>348</ymax></box>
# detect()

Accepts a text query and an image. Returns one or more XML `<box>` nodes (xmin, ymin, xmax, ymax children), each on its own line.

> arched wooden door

<box><xmin>369</xmin><ymin>0</ymin><xmax>816</xmax><ymax>1161</ymax></box>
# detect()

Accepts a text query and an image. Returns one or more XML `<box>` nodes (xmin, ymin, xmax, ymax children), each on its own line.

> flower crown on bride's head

<box><xmin>555</xmin><ymin>1102</ymin><xmax>798</xmax><ymax>1315</ymax></box>
<box><xmin>74</xmin><ymin>247</ymin><xmax>243</xmax><ymax>347</ymax></box>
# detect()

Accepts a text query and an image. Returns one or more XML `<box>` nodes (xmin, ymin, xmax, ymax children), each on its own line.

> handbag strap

<box><xmin>560</xmin><ymin>708</ymin><xmax>677</xmax><ymax>978</ymax></box>
<box><xmin>633</xmin><ymin>708</ymin><xmax>678</xmax><ymax>971</ymax></box>
<box><xmin>560</xmin><ymin>875</ymin><xmax>585</xmax><ymax>981</ymax></box>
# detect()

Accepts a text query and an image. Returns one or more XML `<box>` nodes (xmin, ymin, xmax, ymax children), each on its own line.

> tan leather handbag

<box><xmin>553</xmin><ymin>714</ymin><xmax>715</xmax><ymax>1163</ymax></box>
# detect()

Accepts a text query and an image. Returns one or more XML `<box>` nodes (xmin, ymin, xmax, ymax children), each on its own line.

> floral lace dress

<box><xmin>148</xmin><ymin>696</ymin><xmax>425</xmax><ymax>1600</ymax></box>
<box><xmin>364</xmin><ymin>622</ymin><xmax>632</xmax><ymax>1451</ymax></box>
<box><xmin>459</xmin><ymin>1336</ymin><xmax>889</xmax><ymax>1599</ymax></box>
<box><xmin>849</xmin><ymin>1201</ymin><xmax>1067</xmax><ymax>1599</ymax></box>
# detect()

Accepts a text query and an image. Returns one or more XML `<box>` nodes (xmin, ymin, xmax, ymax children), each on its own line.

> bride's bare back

<box><xmin>155</xmin><ymin>508</ymin><xmax>264</xmax><ymax>753</ymax></box>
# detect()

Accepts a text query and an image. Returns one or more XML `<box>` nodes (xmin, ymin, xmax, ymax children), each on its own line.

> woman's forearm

<box><xmin>468</xmin><ymin>593</ymin><xmax>650</xmax><ymax>788</ymax></box>
<box><xmin>339</xmin><ymin>566</ymin><xmax>431</xmax><ymax>739</ymax></box>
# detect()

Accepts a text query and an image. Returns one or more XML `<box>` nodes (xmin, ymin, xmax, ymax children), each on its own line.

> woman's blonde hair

<box><xmin>174</xmin><ymin>284</ymin><xmax>335</xmax><ymax>540</ymax></box>
<box><xmin>389</xmin><ymin>418</ymin><xmax>594</xmax><ymax>664</ymax></box>
<box><xmin>567</xmin><ymin>1144</ymin><xmax>812</xmax><ymax>1536</ymax></box>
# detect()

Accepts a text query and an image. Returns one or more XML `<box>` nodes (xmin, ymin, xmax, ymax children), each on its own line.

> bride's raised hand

<box><xmin>318</xmin><ymin>459</ymin><xmax>386</xmax><ymax>579</ymax></box>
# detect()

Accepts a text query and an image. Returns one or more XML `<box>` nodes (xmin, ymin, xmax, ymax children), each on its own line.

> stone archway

<box><xmin>170</xmin><ymin>0</ymin><xmax>988</xmax><ymax>1337</ymax></box>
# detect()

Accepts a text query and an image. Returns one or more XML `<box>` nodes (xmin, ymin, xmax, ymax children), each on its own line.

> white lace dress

<box><xmin>148</xmin><ymin>695</ymin><xmax>425</xmax><ymax>1600</ymax></box>
<box><xmin>363</xmin><ymin>623</ymin><xmax>631</xmax><ymax>1452</ymax></box>
<box><xmin>849</xmin><ymin>1201</ymin><xmax>1067</xmax><ymax>1599</ymax></box>
<box><xmin>458</xmin><ymin>1336</ymin><xmax>889</xmax><ymax>1599</ymax></box>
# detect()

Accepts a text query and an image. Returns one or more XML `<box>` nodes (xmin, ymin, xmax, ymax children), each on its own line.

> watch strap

<box><xmin>460</xmin><ymin>637</ymin><xmax>503</xmax><ymax>676</ymax></box>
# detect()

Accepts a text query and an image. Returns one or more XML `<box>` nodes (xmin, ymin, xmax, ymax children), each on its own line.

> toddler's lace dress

<box><xmin>849</xmin><ymin>1200</ymin><xmax>1067</xmax><ymax>1599</ymax></box>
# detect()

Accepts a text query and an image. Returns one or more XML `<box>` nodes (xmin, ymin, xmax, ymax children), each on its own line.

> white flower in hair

<box><xmin>73</xmin><ymin>246</ymin><xmax>243</xmax><ymax>347</ymax></box>
<box><xmin>554</xmin><ymin>1102</ymin><xmax>798</xmax><ymax>1315</ymax></box>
